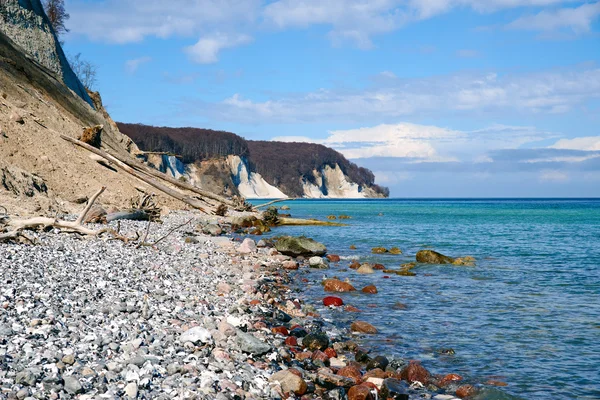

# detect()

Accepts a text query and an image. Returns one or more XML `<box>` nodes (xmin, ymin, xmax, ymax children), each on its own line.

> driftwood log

<box><xmin>0</xmin><ymin>187</ymin><xmax>109</xmax><ymax>242</ymax></box>
<box><xmin>61</xmin><ymin>135</ymin><xmax>210</xmax><ymax>214</ymax></box>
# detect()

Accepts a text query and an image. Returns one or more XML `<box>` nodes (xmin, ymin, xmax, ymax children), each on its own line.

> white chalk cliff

<box><xmin>147</xmin><ymin>155</ymin><xmax>382</xmax><ymax>199</ymax></box>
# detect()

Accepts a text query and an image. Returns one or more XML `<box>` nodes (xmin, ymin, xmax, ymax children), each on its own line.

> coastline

<box><xmin>0</xmin><ymin>209</ymin><xmax>503</xmax><ymax>400</ymax></box>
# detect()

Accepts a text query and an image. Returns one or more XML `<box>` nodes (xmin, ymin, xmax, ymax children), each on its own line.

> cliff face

<box><xmin>119</xmin><ymin>123</ymin><xmax>389</xmax><ymax>199</ymax></box>
<box><xmin>0</xmin><ymin>0</ymin><xmax>92</xmax><ymax>105</ymax></box>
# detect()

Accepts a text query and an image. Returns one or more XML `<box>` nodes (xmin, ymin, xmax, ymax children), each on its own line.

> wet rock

<box><xmin>323</xmin><ymin>278</ymin><xmax>356</xmax><ymax>292</ymax></box>
<box><xmin>416</xmin><ymin>250</ymin><xmax>455</xmax><ymax>264</ymax></box>
<box><xmin>393</xmin><ymin>302</ymin><xmax>408</xmax><ymax>310</ymax></box>
<box><xmin>361</xmin><ymin>285</ymin><xmax>378</xmax><ymax>294</ymax></box>
<box><xmin>350</xmin><ymin>260</ymin><xmax>361</xmax><ymax>269</ymax></box>
<box><xmin>356</xmin><ymin>264</ymin><xmax>374</xmax><ymax>274</ymax></box>
<box><xmin>303</xmin><ymin>333</ymin><xmax>330</xmax><ymax>351</ymax></box>
<box><xmin>367</xmin><ymin>355</ymin><xmax>388</xmax><ymax>370</ymax></box>
<box><xmin>280</xmin><ymin>205</ymin><xmax>290</xmax><ymax>210</ymax></box>
<box><xmin>285</xmin><ymin>337</ymin><xmax>298</xmax><ymax>346</ymax></box>
<box><xmin>230</xmin><ymin>215</ymin><xmax>257</xmax><ymax>227</ymax></box>
<box><xmin>269</xmin><ymin>369</ymin><xmax>308</xmax><ymax>395</ymax></box>
<box><xmin>456</xmin><ymin>384</ymin><xmax>477</xmax><ymax>398</ymax></box>
<box><xmin>350</xmin><ymin>321</ymin><xmax>378</xmax><ymax>334</ymax></box>
<box><xmin>389</xmin><ymin>247</ymin><xmax>402</xmax><ymax>255</ymax></box>
<box><xmin>180</xmin><ymin>326</ymin><xmax>211</xmax><ymax>344</ymax></box>
<box><xmin>453</xmin><ymin>256</ymin><xmax>476</xmax><ymax>266</ymax></box>
<box><xmin>63</xmin><ymin>376</ymin><xmax>83</xmax><ymax>395</ymax></box>
<box><xmin>275</xmin><ymin>236</ymin><xmax>327</xmax><ymax>257</ymax></box>
<box><xmin>438</xmin><ymin>373</ymin><xmax>463</xmax><ymax>387</ymax></box>
<box><xmin>326</xmin><ymin>254</ymin><xmax>341</xmax><ymax>262</ymax></box>
<box><xmin>399</xmin><ymin>361</ymin><xmax>430</xmax><ymax>384</ymax></box>
<box><xmin>236</xmin><ymin>331</ymin><xmax>271</xmax><ymax>355</ymax></box>
<box><xmin>309</xmin><ymin>256</ymin><xmax>329</xmax><ymax>269</ymax></box>
<box><xmin>238</xmin><ymin>238</ymin><xmax>257</xmax><ymax>253</ymax></box>
<box><xmin>323</xmin><ymin>296</ymin><xmax>344</xmax><ymax>307</ymax></box>
<box><xmin>380</xmin><ymin>378</ymin><xmax>409</xmax><ymax>400</ymax></box>
<box><xmin>272</xmin><ymin>326</ymin><xmax>289</xmax><ymax>336</ymax></box>
<box><xmin>350</xmin><ymin>245</ymin><xmax>357</xmax><ymax>250</ymax></box>
<box><xmin>371</xmin><ymin>247</ymin><xmax>388</xmax><ymax>254</ymax></box>
<box><xmin>283</xmin><ymin>260</ymin><xmax>299</xmax><ymax>270</ymax></box>
<box><xmin>337</xmin><ymin>365</ymin><xmax>362</xmax><ymax>383</ymax></box>
<box><xmin>316</xmin><ymin>371</ymin><xmax>356</xmax><ymax>389</ymax></box>
<box><xmin>345</xmin><ymin>305</ymin><xmax>361</xmax><ymax>312</ymax></box>
<box><xmin>373</xmin><ymin>263</ymin><xmax>385</xmax><ymax>270</ymax></box>
<box><xmin>347</xmin><ymin>384</ymin><xmax>374</xmax><ymax>400</ymax></box>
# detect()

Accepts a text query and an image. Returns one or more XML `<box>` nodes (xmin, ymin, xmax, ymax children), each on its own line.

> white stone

<box><xmin>179</xmin><ymin>326</ymin><xmax>211</xmax><ymax>344</ymax></box>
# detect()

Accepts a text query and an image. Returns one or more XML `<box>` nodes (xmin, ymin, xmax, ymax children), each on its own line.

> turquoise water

<box><xmin>255</xmin><ymin>199</ymin><xmax>600</xmax><ymax>399</ymax></box>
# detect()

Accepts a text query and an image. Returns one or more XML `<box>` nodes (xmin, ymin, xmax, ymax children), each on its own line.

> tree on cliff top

<box><xmin>43</xmin><ymin>0</ymin><xmax>69</xmax><ymax>37</ymax></box>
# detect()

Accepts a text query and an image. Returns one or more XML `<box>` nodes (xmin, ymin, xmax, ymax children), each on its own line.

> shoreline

<box><xmin>1</xmin><ymin>210</ymin><xmax>500</xmax><ymax>399</ymax></box>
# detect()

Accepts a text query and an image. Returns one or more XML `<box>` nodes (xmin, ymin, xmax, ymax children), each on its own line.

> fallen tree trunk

<box><xmin>276</xmin><ymin>217</ymin><xmax>347</xmax><ymax>227</ymax></box>
<box><xmin>2</xmin><ymin>187</ymin><xmax>109</xmax><ymax>239</ymax></box>
<box><xmin>61</xmin><ymin>135</ymin><xmax>211</xmax><ymax>214</ymax></box>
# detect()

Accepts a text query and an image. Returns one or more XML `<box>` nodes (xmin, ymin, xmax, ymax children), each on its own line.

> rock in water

<box><xmin>399</xmin><ymin>360</ymin><xmax>430</xmax><ymax>384</ymax></box>
<box><xmin>357</xmin><ymin>264</ymin><xmax>375</xmax><ymax>274</ymax></box>
<box><xmin>179</xmin><ymin>326</ymin><xmax>212</xmax><ymax>344</ymax></box>
<box><xmin>309</xmin><ymin>256</ymin><xmax>329</xmax><ymax>269</ymax></box>
<box><xmin>275</xmin><ymin>236</ymin><xmax>327</xmax><ymax>257</ymax></box>
<box><xmin>416</xmin><ymin>250</ymin><xmax>455</xmax><ymax>264</ymax></box>
<box><xmin>380</xmin><ymin>378</ymin><xmax>409</xmax><ymax>400</ymax></box>
<box><xmin>323</xmin><ymin>278</ymin><xmax>356</xmax><ymax>292</ymax></box>
<box><xmin>323</xmin><ymin>296</ymin><xmax>344</xmax><ymax>307</ymax></box>
<box><xmin>350</xmin><ymin>321</ymin><xmax>378</xmax><ymax>334</ymax></box>
<box><xmin>236</xmin><ymin>331</ymin><xmax>271</xmax><ymax>355</ymax></box>
<box><xmin>302</xmin><ymin>333</ymin><xmax>330</xmax><ymax>351</ymax></box>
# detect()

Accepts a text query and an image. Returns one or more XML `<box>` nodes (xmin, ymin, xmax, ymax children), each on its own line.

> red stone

<box><xmin>347</xmin><ymin>385</ymin><xmax>373</xmax><ymax>400</ymax></box>
<box><xmin>288</xmin><ymin>368</ymin><xmax>303</xmax><ymax>377</ymax></box>
<box><xmin>364</xmin><ymin>368</ymin><xmax>386</xmax><ymax>379</ymax></box>
<box><xmin>301</xmin><ymin>278</ymin><xmax>309</xmax><ymax>283</ymax></box>
<box><xmin>485</xmin><ymin>380</ymin><xmax>508</xmax><ymax>387</ymax></box>
<box><xmin>327</xmin><ymin>254</ymin><xmax>341</xmax><ymax>262</ymax></box>
<box><xmin>382</xmin><ymin>275</ymin><xmax>390</xmax><ymax>279</ymax></box>
<box><xmin>285</xmin><ymin>337</ymin><xmax>298</xmax><ymax>346</ymax></box>
<box><xmin>324</xmin><ymin>348</ymin><xmax>337</xmax><ymax>358</ymax></box>
<box><xmin>373</xmin><ymin>263</ymin><xmax>385</xmax><ymax>270</ymax></box>
<box><xmin>323</xmin><ymin>278</ymin><xmax>356</xmax><ymax>292</ymax></box>
<box><xmin>249</xmin><ymin>299</ymin><xmax>261</xmax><ymax>306</ymax></box>
<box><xmin>295</xmin><ymin>351</ymin><xmax>313</xmax><ymax>361</ymax></box>
<box><xmin>349</xmin><ymin>261</ymin><xmax>361</xmax><ymax>269</ymax></box>
<box><xmin>439</xmin><ymin>373</ymin><xmax>463</xmax><ymax>387</ymax></box>
<box><xmin>400</xmin><ymin>361</ymin><xmax>430</xmax><ymax>384</ymax></box>
<box><xmin>290</xmin><ymin>324</ymin><xmax>302</xmax><ymax>330</ymax></box>
<box><xmin>282</xmin><ymin>260</ymin><xmax>299</xmax><ymax>270</ymax></box>
<box><xmin>271</xmin><ymin>326</ymin><xmax>289</xmax><ymax>336</ymax></box>
<box><xmin>345</xmin><ymin>305</ymin><xmax>362</xmax><ymax>312</ymax></box>
<box><xmin>253</xmin><ymin>321</ymin><xmax>267</xmax><ymax>329</ymax></box>
<box><xmin>312</xmin><ymin>350</ymin><xmax>329</xmax><ymax>362</ymax></box>
<box><xmin>361</xmin><ymin>285</ymin><xmax>378</xmax><ymax>294</ymax></box>
<box><xmin>456</xmin><ymin>384</ymin><xmax>477</xmax><ymax>398</ymax></box>
<box><xmin>337</xmin><ymin>365</ymin><xmax>362</xmax><ymax>383</ymax></box>
<box><xmin>360</xmin><ymin>382</ymin><xmax>378</xmax><ymax>391</ymax></box>
<box><xmin>323</xmin><ymin>296</ymin><xmax>344</xmax><ymax>307</ymax></box>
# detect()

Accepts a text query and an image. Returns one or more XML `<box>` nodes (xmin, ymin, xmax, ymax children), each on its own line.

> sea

<box><xmin>250</xmin><ymin>198</ymin><xmax>600</xmax><ymax>400</ymax></box>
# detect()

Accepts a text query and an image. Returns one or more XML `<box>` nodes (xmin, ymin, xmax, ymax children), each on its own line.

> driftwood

<box><xmin>254</xmin><ymin>198</ymin><xmax>294</xmax><ymax>209</ymax></box>
<box><xmin>276</xmin><ymin>217</ymin><xmax>347</xmax><ymax>227</ymax></box>
<box><xmin>61</xmin><ymin>135</ymin><xmax>210</xmax><ymax>214</ymax></box>
<box><xmin>106</xmin><ymin>210</ymin><xmax>151</xmax><ymax>222</ymax></box>
<box><xmin>0</xmin><ymin>187</ymin><xmax>109</xmax><ymax>241</ymax></box>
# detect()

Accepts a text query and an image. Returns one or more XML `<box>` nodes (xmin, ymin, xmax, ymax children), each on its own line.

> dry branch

<box><xmin>254</xmin><ymin>198</ymin><xmax>294</xmax><ymax>209</ymax></box>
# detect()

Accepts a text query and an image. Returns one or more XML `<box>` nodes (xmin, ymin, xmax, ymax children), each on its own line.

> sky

<box><xmin>63</xmin><ymin>0</ymin><xmax>600</xmax><ymax>197</ymax></box>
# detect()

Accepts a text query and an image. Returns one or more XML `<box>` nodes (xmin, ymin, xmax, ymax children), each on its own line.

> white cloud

<box><xmin>272</xmin><ymin>122</ymin><xmax>555</xmax><ymax>163</ymax></box>
<box><xmin>507</xmin><ymin>2</ymin><xmax>600</xmax><ymax>33</ymax></box>
<box><xmin>550</xmin><ymin>136</ymin><xmax>600</xmax><ymax>151</ymax></box>
<box><xmin>125</xmin><ymin>57</ymin><xmax>152</xmax><ymax>74</ymax></box>
<box><xmin>185</xmin><ymin>34</ymin><xmax>252</xmax><ymax>64</ymax></box>
<box><xmin>540</xmin><ymin>170</ymin><xmax>570</xmax><ymax>181</ymax></box>
<box><xmin>68</xmin><ymin>0</ymin><xmax>260</xmax><ymax>43</ymax></box>
<box><xmin>200</xmin><ymin>66</ymin><xmax>600</xmax><ymax>123</ymax></box>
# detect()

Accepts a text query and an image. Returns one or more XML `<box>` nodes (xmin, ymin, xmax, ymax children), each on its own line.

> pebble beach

<box><xmin>0</xmin><ymin>211</ymin><xmax>486</xmax><ymax>400</ymax></box>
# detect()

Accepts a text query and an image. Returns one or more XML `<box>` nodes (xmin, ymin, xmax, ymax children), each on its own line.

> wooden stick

<box><xmin>276</xmin><ymin>217</ymin><xmax>347</xmax><ymax>227</ymax></box>
<box><xmin>76</xmin><ymin>186</ymin><xmax>106</xmax><ymax>225</ymax></box>
<box><xmin>60</xmin><ymin>135</ymin><xmax>209</xmax><ymax>213</ymax></box>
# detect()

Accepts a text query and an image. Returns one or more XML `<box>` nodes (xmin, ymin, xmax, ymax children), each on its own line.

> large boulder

<box><xmin>275</xmin><ymin>236</ymin><xmax>326</xmax><ymax>257</ymax></box>
<box><xmin>416</xmin><ymin>250</ymin><xmax>455</xmax><ymax>264</ymax></box>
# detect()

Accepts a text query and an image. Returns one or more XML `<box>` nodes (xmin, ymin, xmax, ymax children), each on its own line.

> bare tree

<box><xmin>69</xmin><ymin>53</ymin><xmax>97</xmax><ymax>90</ymax></box>
<box><xmin>43</xmin><ymin>0</ymin><xmax>70</xmax><ymax>37</ymax></box>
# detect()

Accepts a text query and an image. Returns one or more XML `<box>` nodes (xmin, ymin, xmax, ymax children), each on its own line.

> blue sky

<box><xmin>64</xmin><ymin>0</ymin><xmax>600</xmax><ymax>197</ymax></box>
